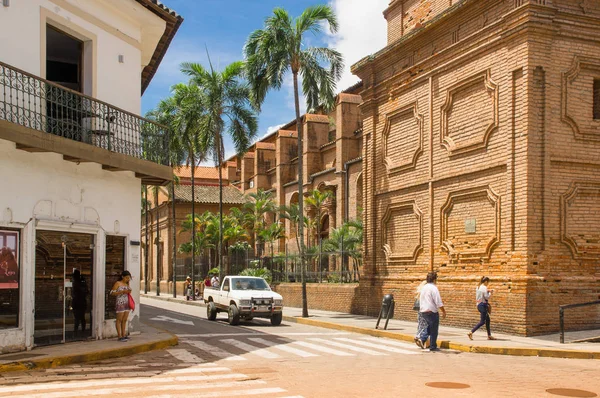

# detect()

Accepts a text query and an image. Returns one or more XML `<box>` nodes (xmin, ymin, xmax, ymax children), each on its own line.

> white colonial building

<box><xmin>0</xmin><ymin>0</ymin><xmax>181</xmax><ymax>352</ymax></box>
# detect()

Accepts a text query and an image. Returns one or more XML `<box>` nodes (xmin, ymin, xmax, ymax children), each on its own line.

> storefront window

<box><xmin>105</xmin><ymin>235</ymin><xmax>125</xmax><ymax>320</ymax></box>
<box><xmin>0</xmin><ymin>229</ymin><xmax>19</xmax><ymax>329</ymax></box>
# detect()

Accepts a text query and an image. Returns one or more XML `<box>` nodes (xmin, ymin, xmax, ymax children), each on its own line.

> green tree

<box><xmin>323</xmin><ymin>219</ymin><xmax>363</xmax><ymax>282</ymax></box>
<box><xmin>244</xmin><ymin>5</ymin><xmax>343</xmax><ymax>317</ymax></box>
<box><xmin>181</xmin><ymin>59</ymin><xmax>258</xmax><ymax>280</ymax></box>
<box><xmin>243</xmin><ymin>189</ymin><xmax>277</xmax><ymax>256</ymax></box>
<box><xmin>305</xmin><ymin>189</ymin><xmax>333</xmax><ymax>282</ymax></box>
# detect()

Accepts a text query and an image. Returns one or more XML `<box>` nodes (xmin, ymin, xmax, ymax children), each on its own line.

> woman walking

<box><xmin>468</xmin><ymin>276</ymin><xmax>496</xmax><ymax>340</ymax></box>
<box><xmin>110</xmin><ymin>270</ymin><xmax>132</xmax><ymax>342</ymax></box>
<box><xmin>413</xmin><ymin>280</ymin><xmax>429</xmax><ymax>349</ymax></box>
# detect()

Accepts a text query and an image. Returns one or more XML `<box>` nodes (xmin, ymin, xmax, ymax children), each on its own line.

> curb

<box><xmin>0</xmin><ymin>331</ymin><xmax>178</xmax><ymax>373</ymax></box>
<box><xmin>141</xmin><ymin>294</ymin><xmax>205</xmax><ymax>308</ymax></box>
<box><xmin>282</xmin><ymin>315</ymin><xmax>600</xmax><ymax>360</ymax></box>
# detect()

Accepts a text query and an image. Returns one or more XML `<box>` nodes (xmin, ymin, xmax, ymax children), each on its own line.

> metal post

<box><xmin>144</xmin><ymin>187</ymin><xmax>149</xmax><ymax>294</ymax></box>
<box><xmin>340</xmin><ymin>232</ymin><xmax>344</xmax><ymax>284</ymax></box>
<box><xmin>559</xmin><ymin>307</ymin><xmax>564</xmax><ymax>344</ymax></box>
<box><xmin>62</xmin><ymin>239</ymin><xmax>66</xmax><ymax>343</ymax></box>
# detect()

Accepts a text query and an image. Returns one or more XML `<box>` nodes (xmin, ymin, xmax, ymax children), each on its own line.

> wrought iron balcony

<box><xmin>0</xmin><ymin>61</ymin><xmax>171</xmax><ymax>184</ymax></box>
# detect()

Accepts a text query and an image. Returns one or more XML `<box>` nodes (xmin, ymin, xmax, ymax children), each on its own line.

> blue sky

<box><xmin>142</xmin><ymin>0</ymin><xmax>388</xmax><ymax>163</ymax></box>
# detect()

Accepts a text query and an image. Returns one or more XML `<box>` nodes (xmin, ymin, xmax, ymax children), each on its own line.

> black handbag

<box><xmin>412</xmin><ymin>298</ymin><xmax>420</xmax><ymax>311</ymax></box>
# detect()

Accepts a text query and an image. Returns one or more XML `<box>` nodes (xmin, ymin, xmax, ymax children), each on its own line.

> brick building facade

<box><xmin>142</xmin><ymin>166</ymin><xmax>245</xmax><ymax>295</ymax></box>
<box><xmin>225</xmin><ymin>87</ymin><xmax>364</xmax><ymax>271</ymax></box>
<box><xmin>351</xmin><ymin>0</ymin><xmax>600</xmax><ymax>335</ymax></box>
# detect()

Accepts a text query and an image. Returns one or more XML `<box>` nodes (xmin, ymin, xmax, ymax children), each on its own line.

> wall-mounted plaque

<box><xmin>465</xmin><ymin>219</ymin><xmax>476</xmax><ymax>234</ymax></box>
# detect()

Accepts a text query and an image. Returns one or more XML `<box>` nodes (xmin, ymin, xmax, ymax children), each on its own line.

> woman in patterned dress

<box><xmin>110</xmin><ymin>270</ymin><xmax>132</xmax><ymax>342</ymax></box>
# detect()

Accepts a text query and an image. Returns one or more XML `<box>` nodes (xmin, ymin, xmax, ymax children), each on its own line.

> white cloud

<box><xmin>327</xmin><ymin>0</ymin><xmax>388</xmax><ymax>90</ymax></box>
<box><xmin>265</xmin><ymin>124</ymin><xmax>285</xmax><ymax>137</ymax></box>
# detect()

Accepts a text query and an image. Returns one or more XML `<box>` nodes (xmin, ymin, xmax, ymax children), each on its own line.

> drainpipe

<box><xmin>336</xmin><ymin>157</ymin><xmax>362</xmax><ymax>280</ymax></box>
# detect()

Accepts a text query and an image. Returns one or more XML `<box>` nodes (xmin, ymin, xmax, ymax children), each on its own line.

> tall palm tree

<box><xmin>244</xmin><ymin>5</ymin><xmax>343</xmax><ymax>317</ymax></box>
<box><xmin>148</xmin><ymin>96</ymin><xmax>190</xmax><ymax>298</ymax></box>
<box><xmin>181</xmin><ymin>59</ymin><xmax>258</xmax><ymax>280</ymax></box>
<box><xmin>169</xmin><ymin>83</ymin><xmax>206</xmax><ymax>295</ymax></box>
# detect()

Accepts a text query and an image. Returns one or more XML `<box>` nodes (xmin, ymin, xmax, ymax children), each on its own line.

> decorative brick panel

<box><xmin>381</xmin><ymin>201</ymin><xmax>423</xmax><ymax>264</ymax></box>
<box><xmin>440</xmin><ymin>186</ymin><xmax>500</xmax><ymax>262</ymax></box>
<box><xmin>382</xmin><ymin>102</ymin><xmax>423</xmax><ymax>175</ymax></box>
<box><xmin>561</xmin><ymin>56</ymin><xmax>600</xmax><ymax>141</ymax></box>
<box><xmin>560</xmin><ymin>182</ymin><xmax>600</xmax><ymax>259</ymax></box>
<box><xmin>441</xmin><ymin>70</ymin><xmax>498</xmax><ymax>155</ymax></box>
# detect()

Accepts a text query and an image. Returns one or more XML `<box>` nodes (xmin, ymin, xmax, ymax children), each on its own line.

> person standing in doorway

<box><xmin>418</xmin><ymin>272</ymin><xmax>446</xmax><ymax>352</ymax></box>
<box><xmin>468</xmin><ymin>276</ymin><xmax>496</xmax><ymax>341</ymax></box>
<box><xmin>71</xmin><ymin>269</ymin><xmax>88</xmax><ymax>338</ymax></box>
<box><xmin>110</xmin><ymin>270</ymin><xmax>132</xmax><ymax>342</ymax></box>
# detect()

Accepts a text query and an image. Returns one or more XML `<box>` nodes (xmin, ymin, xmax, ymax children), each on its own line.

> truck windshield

<box><xmin>231</xmin><ymin>278</ymin><xmax>270</xmax><ymax>291</ymax></box>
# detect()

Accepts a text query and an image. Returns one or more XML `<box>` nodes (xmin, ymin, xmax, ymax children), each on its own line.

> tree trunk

<box><xmin>155</xmin><ymin>188</ymin><xmax>160</xmax><ymax>296</ymax></box>
<box><xmin>293</xmin><ymin>72</ymin><xmax>308</xmax><ymax>318</ymax></box>
<box><xmin>218</xmin><ymin>137</ymin><xmax>224</xmax><ymax>281</ymax></box>
<box><xmin>190</xmin><ymin>150</ymin><xmax>196</xmax><ymax>300</ymax></box>
<box><xmin>171</xmin><ymin>181</ymin><xmax>177</xmax><ymax>298</ymax></box>
<box><xmin>144</xmin><ymin>186</ymin><xmax>149</xmax><ymax>294</ymax></box>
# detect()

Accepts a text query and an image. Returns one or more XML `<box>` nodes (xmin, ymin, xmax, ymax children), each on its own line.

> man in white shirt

<box><xmin>211</xmin><ymin>275</ymin><xmax>220</xmax><ymax>288</ymax></box>
<box><xmin>418</xmin><ymin>272</ymin><xmax>446</xmax><ymax>351</ymax></box>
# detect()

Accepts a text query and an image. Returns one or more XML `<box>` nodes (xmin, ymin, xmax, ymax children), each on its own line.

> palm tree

<box><xmin>181</xmin><ymin>59</ymin><xmax>258</xmax><ymax>280</ymax></box>
<box><xmin>168</xmin><ymin>83</ymin><xmax>205</xmax><ymax>294</ymax></box>
<box><xmin>305</xmin><ymin>189</ymin><xmax>333</xmax><ymax>282</ymax></box>
<box><xmin>148</xmin><ymin>95</ymin><xmax>192</xmax><ymax>298</ymax></box>
<box><xmin>244</xmin><ymin>5</ymin><xmax>343</xmax><ymax>317</ymax></box>
<box><xmin>323</xmin><ymin>219</ymin><xmax>363</xmax><ymax>282</ymax></box>
<box><xmin>243</xmin><ymin>189</ymin><xmax>277</xmax><ymax>257</ymax></box>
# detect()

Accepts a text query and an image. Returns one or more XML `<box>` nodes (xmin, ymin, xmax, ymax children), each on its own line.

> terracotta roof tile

<box><xmin>175</xmin><ymin>166</ymin><xmax>221</xmax><ymax>180</ymax></box>
<box><xmin>174</xmin><ymin>185</ymin><xmax>245</xmax><ymax>205</ymax></box>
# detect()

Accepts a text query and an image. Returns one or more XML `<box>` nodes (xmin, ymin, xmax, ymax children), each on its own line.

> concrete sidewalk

<box><xmin>142</xmin><ymin>293</ymin><xmax>600</xmax><ymax>359</ymax></box>
<box><xmin>0</xmin><ymin>323</ymin><xmax>177</xmax><ymax>373</ymax></box>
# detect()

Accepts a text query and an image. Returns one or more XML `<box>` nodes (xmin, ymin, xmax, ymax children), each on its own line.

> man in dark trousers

<box><xmin>418</xmin><ymin>271</ymin><xmax>446</xmax><ymax>352</ymax></box>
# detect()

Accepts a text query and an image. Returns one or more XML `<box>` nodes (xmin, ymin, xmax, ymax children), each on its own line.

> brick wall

<box><xmin>273</xmin><ymin>283</ymin><xmax>362</xmax><ymax>314</ymax></box>
<box><xmin>353</xmin><ymin>0</ymin><xmax>600</xmax><ymax>335</ymax></box>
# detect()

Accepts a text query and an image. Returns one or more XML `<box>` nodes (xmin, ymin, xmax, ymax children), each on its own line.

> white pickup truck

<box><xmin>203</xmin><ymin>276</ymin><xmax>284</xmax><ymax>326</ymax></box>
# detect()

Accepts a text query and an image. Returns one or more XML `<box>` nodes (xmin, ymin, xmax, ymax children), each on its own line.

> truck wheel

<box><xmin>271</xmin><ymin>312</ymin><xmax>283</xmax><ymax>326</ymax></box>
<box><xmin>228</xmin><ymin>304</ymin><xmax>240</xmax><ymax>326</ymax></box>
<box><xmin>207</xmin><ymin>301</ymin><xmax>217</xmax><ymax>321</ymax></box>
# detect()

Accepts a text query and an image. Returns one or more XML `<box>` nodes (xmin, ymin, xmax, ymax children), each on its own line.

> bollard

<box><xmin>375</xmin><ymin>294</ymin><xmax>395</xmax><ymax>330</ymax></box>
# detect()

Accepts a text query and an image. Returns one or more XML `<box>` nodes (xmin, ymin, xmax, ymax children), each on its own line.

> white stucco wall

<box><xmin>0</xmin><ymin>139</ymin><xmax>142</xmax><ymax>351</ymax></box>
<box><xmin>0</xmin><ymin>0</ymin><xmax>165</xmax><ymax>115</ymax></box>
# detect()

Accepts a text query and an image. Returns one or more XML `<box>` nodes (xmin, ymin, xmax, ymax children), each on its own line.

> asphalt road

<box><xmin>1</xmin><ymin>298</ymin><xmax>599</xmax><ymax>398</ymax></box>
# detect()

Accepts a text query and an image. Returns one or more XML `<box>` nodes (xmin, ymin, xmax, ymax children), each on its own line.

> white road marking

<box><xmin>177</xmin><ymin>332</ymin><xmax>350</xmax><ymax>338</ymax></box>
<box><xmin>360</xmin><ymin>336</ymin><xmax>423</xmax><ymax>350</ymax></box>
<box><xmin>6</xmin><ymin>380</ymin><xmax>269</xmax><ymax>398</ymax></box>
<box><xmin>308</xmin><ymin>338</ymin><xmax>388</xmax><ymax>356</ymax></box>
<box><xmin>146</xmin><ymin>387</ymin><xmax>287</xmax><ymax>398</ymax></box>
<box><xmin>284</xmin><ymin>339</ymin><xmax>354</xmax><ymax>356</ymax></box>
<box><xmin>0</xmin><ymin>373</ymin><xmax>249</xmax><ymax>394</ymax></box>
<box><xmin>334</xmin><ymin>338</ymin><xmax>419</xmax><ymax>355</ymax></box>
<box><xmin>186</xmin><ymin>340</ymin><xmax>247</xmax><ymax>361</ymax></box>
<box><xmin>149</xmin><ymin>315</ymin><xmax>194</xmax><ymax>326</ymax></box>
<box><xmin>164</xmin><ymin>366</ymin><xmax>232</xmax><ymax>374</ymax></box>
<box><xmin>167</xmin><ymin>348</ymin><xmax>205</xmax><ymax>363</ymax></box>
<box><xmin>220</xmin><ymin>339</ymin><xmax>281</xmax><ymax>359</ymax></box>
<box><xmin>248</xmin><ymin>338</ymin><xmax>319</xmax><ymax>358</ymax></box>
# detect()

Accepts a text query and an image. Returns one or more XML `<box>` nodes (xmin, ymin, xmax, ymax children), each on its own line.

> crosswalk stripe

<box><xmin>186</xmin><ymin>340</ymin><xmax>247</xmax><ymax>361</ymax></box>
<box><xmin>6</xmin><ymin>380</ymin><xmax>268</xmax><ymax>398</ymax></box>
<box><xmin>44</xmin><ymin>363</ymin><xmax>197</xmax><ymax>373</ymax></box>
<box><xmin>220</xmin><ymin>339</ymin><xmax>281</xmax><ymax>359</ymax></box>
<box><xmin>165</xmin><ymin>366</ymin><xmax>232</xmax><ymax>374</ymax></box>
<box><xmin>283</xmin><ymin>339</ymin><xmax>354</xmax><ymax>356</ymax></box>
<box><xmin>360</xmin><ymin>337</ymin><xmax>422</xmax><ymax>350</ymax></box>
<box><xmin>334</xmin><ymin>338</ymin><xmax>419</xmax><ymax>355</ymax></box>
<box><xmin>0</xmin><ymin>373</ymin><xmax>249</xmax><ymax>394</ymax></box>
<box><xmin>308</xmin><ymin>338</ymin><xmax>388</xmax><ymax>356</ymax></box>
<box><xmin>146</xmin><ymin>387</ymin><xmax>287</xmax><ymax>398</ymax></box>
<box><xmin>247</xmin><ymin>338</ymin><xmax>318</xmax><ymax>358</ymax></box>
<box><xmin>168</xmin><ymin>348</ymin><xmax>205</xmax><ymax>363</ymax></box>
<box><xmin>177</xmin><ymin>332</ymin><xmax>350</xmax><ymax>338</ymax></box>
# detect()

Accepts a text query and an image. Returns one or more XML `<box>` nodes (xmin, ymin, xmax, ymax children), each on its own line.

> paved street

<box><xmin>0</xmin><ymin>298</ymin><xmax>599</xmax><ymax>398</ymax></box>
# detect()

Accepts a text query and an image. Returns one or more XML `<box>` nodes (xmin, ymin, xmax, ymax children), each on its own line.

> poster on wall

<box><xmin>0</xmin><ymin>230</ymin><xmax>19</xmax><ymax>289</ymax></box>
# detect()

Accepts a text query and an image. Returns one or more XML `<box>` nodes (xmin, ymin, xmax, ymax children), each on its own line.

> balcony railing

<box><xmin>0</xmin><ymin>61</ymin><xmax>169</xmax><ymax>166</ymax></box>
